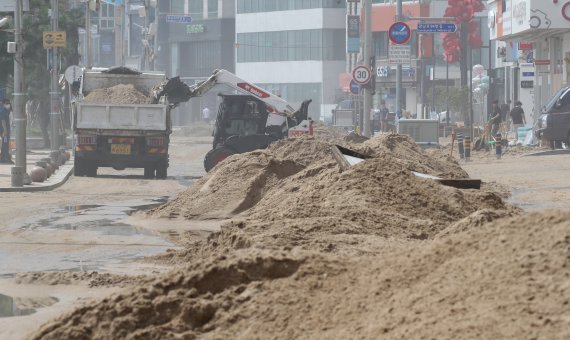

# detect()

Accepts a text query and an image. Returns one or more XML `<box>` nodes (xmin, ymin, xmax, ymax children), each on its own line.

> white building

<box><xmin>235</xmin><ymin>0</ymin><xmax>347</xmax><ymax>120</ymax></box>
<box><xmin>488</xmin><ymin>0</ymin><xmax>570</xmax><ymax>126</ymax></box>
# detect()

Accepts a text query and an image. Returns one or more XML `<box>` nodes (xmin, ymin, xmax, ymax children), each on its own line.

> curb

<box><xmin>0</xmin><ymin>163</ymin><xmax>74</xmax><ymax>192</ymax></box>
<box><xmin>523</xmin><ymin>149</ymin><xmax>570</xmax><ymax>157</ymax></box>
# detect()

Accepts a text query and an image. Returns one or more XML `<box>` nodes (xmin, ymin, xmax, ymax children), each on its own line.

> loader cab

<box><xmin>212</xmin><ymin>94</ymin><xmax>271</xmax><ymax>149</ymax></box>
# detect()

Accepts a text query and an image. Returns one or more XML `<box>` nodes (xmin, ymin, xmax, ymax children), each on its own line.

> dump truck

<box><xmin>73</xmin><ymin>67</ymin><xmax>171</xmax><ymax>178</ymax></box>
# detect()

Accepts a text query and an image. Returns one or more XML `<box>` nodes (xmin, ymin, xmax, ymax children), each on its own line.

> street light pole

<box><xmin>362</xmin><ymin>0</ymin><xmax>372</xmax><ymax>137</ymax></box>
<box><xmin>396</xmin><ymin>0</ymin><xmax>402</xmax><ymax>118</ymax></box>
<box><xmin>50</xmin><ymin>0</ymin><xmax>61</xmax><ymax>151</ymax></box>
<box><xmin>11</xmin><ymin>0</ymin><xmax>29</xmax><ymax>186</ymax></box>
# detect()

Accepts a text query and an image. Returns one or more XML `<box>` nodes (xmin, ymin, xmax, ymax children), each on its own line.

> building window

<box><xmin>171</xmin><ymin>0</ymin><xmax>185</xmax><ymax>14</ymax></box>
<box><xmin>98</xmin><ymin>3</ymin><xmax>114</xmax><ymax>30</ymax></box>
<box><xmin>189</xmin><ymin>0</ymin><xmax>203</xmax><ymax>15</ymax></box>
<box><xmin>258</xmin><ymin>83</ymin><xmax>322</xmax><ymax>118</ymax></box>
<box><xmin>237</xmin><ymin>0</ymin><xmax>346</xmax><ymax>14</ymax></box>
<box><xmin>208</xmin><ymin>0</ymin><xmax>218</xmax><ymax>18</ymax></box>
<box><xmin>237</xmin><ymin>29</ymin><xmax>345</xmax><ymax>62</ymax></box>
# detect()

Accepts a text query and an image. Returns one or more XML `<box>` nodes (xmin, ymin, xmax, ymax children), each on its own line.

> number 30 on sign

<box><xmin>352</xmin><ymin>65</ymin><xmax>371</xmax><ymax>85</ymax></box>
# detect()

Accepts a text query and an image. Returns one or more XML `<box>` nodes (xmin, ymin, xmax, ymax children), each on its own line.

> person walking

<box><xmin>509</xmin><ymin>101</ymin><xmax>526</xmax><ymax>143</ymax></box>
<box><xmin>0</xmin><ymin>99</ymin><xmax>13</xmax><ymax>163</ymax></box>
<box><xmin>488</xmin><ymin>99</ymin><xmax>502</xmax><ymax>138</ymax></box>
<box><xmin>379</xmin><ymin>101</ymin><xmax>389</xmax><ymax>132</ymax></box>
<box><xmin>202</xmin><ymin>106</ymin><xmax>210</xmax><ymax>124</ymax></box>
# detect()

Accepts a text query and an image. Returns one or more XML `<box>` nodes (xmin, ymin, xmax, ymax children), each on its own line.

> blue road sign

<box><xmin>416</xmin><ymin>23</ymin><xmax>457</xmax><ymax>33</ymax></box>
<box><xmin>166</xmin><ymin>15</ymin><xmax>193</xmax><ymax>24</ymax></box>
<box><xmin>389</xmin><ymin>22</ymin><xmax>411</xmax><ymax>45</ymax></box>
<box><xmin>350</xmin><ymin>80</ymin><xmax>360</xmax><ymax>94</ymax></box>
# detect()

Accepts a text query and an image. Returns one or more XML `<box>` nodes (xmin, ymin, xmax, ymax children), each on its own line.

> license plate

<box><xmin>111</xmin><ymin>144</ymin><xmax>131</xmax><ymax>155</ymax></box>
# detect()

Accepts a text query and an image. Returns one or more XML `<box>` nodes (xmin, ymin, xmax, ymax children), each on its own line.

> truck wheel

<box><xmin>156</xmin><ymin>163</ymin><xmax>167</xmax><ymax>179</ymax></box>
<box><xmin>74</xmin><ymin>158</ymin><xmax>85</xmax><ymax>177</ymax></box>
<box><xmin>204</xmin><ymin>147</ymin><xmax>235</xmax><ymax>172</ymax></box>
<box><xmin>144</xmin><ymin>167</ymin><xmax>155</xmax><ymax>179</ymax></box>
<box><xmin>85</xmin><ymin>165</ymin><xmax>97</xmax><ymax>177</ymax></box>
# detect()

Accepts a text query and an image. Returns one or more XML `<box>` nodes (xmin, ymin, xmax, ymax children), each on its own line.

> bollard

<box><xmin>464</xmin><ymin>136</ymin><xmax>471</xmax><ymax>162</ymax></box>
<box><xmin>457</xmin><ymin>133</ymin><xmax>465</xmax><ymax>159</ymax></box>
<box><xmin>50</xmin><ymin>150</ymin><xmax>61</xmax><ymax>167</ymax></box>
<box><xmin>11</xmin><ymin>166</ymin><xmax>24</xmax><ymax>187</ymax></box>
<box><xmin>495</xmin><ymin>133</ymin><xmax>502</xmax><ymax>159</ymax></box>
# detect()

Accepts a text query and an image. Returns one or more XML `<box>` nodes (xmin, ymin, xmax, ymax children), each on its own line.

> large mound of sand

<box><xmin>84</xmin><ymin>84</ymin><xmax>152</xmax><ymax>105</ymax></box>
<box><xmin>151</xmin><ymin>134</ymin><xmax>468</xmax><ymax>222</ymax></box>
<box><xmin>30</xmin><ymin>211</ymin><xmax>570</xmax><ymax>340</ymax></box>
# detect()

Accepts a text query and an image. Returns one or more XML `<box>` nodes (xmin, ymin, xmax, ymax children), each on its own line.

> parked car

<box><xmin>536</xmin><ymin>86</ymin><xmax>570</xmax><ymax>149</ymax></box>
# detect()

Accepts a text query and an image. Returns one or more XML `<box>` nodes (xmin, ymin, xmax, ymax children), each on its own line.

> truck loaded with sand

<box><xmin>73</xmin><ymin>67</ymin><xmax>171</xmax><ymax>178</ymax></box>
<box><xmin>26</xmin><ymin>127</ymin><xmax>570</xmax><ymax>339</ymax></box>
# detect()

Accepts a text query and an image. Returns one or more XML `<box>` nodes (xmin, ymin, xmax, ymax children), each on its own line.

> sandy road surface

<box><xmin>1</xmin><ymin>130</ymin><xmax>569</xmax><ymax>339</ymax></box>
<box><xmin>461</xmin><ymin>151</ymin><xmax>570</xmax><ymax>210</ymax></box>
<box><xmin>0</xmin><ymin>133</ymin><xmax>212</xmax><ymax>339</ymax></box>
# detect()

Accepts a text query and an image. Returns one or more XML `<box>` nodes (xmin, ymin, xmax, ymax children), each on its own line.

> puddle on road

<box><xmin>0</xmin><ymin>294</ymin><xmax>36</xmax><ymax>318</ymax></box>
<box><xmin>19</xmin><ymin>196</ymin><xmax>170</xmax><ymax>237</ymax></box>
<box><xmin>1</xmin><ymin>196</ymin><xmax>176</xmax><ymax>276</ymax></box>
<box><xmin>508</xmin><ymin>187</ymin><xmax>569</xmax><ymax>210</ymax></box>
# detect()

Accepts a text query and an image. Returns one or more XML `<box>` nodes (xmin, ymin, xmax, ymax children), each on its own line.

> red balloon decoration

<box><xmin>441</xmin><ymin>0</ymin><xmax>485</xmax><ymax>62</ymax></box>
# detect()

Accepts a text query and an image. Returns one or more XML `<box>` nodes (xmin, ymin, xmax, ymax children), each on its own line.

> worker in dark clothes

<box><xmin>0</xmin><ymin>99</ymin><xmax>13</xmax><ymax>163</ymax></box>
<box><xmin>509</xmin><ymin>101</ymin><xmax>526</xmax><ymax>142</ymax></box>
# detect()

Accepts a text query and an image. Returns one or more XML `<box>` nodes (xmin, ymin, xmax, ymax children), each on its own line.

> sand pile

<box><xmin>15</xmin><ymin>271</ymin><xmax>148</xmax><ymax>288</ymax></box>
<box><xmin>30</xmin><ymin>211</ymin><xmax>570</xmax><ymax>340</ymax></box>
<box><xmin>187</xmin><ymin>153</ymin><xmax>510</xmax><ymax>258</ymax></box>
<box><xmin>149</xmin><ymin>136</ymin><xmax>340</xmax><ymax>220</ymax></box>
<box><xmin>152</xmin><ymin>134</ymin><xmax>468</xmax><ymax>223</ymax></box>
<box><xmin>84</xmin><ymin>84</ymin><xmax>152</xmax><ymax>105</ymax></box>
<box><xmin>311</xmin><ymin>121</ymin><xmax>347</xmax><ymax>143</ymax></box>
<box><xmin>150</xmin><ymin>150</ymin><xmax>305</xmax><ymax>219</ymax></box>
<box><xmin>357</xmin><ymin>134</ymin><xmax>469</xmax><ymax>178</ymax></box>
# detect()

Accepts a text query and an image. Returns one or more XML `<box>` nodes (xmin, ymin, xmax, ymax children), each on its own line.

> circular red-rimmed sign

<box><xmin>388</xmin><ymin>22</ymin><xmax>411</xmax><ymax>45</ymax></box>
<box><xmin>352</xmin><ymin>65</ymin><xmax>372</xmax><ymax>85</ymax></box>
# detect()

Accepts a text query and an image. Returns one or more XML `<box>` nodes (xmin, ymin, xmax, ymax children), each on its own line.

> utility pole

<box><xmin>11</xmin><ymin>0</ymin><xmax>28</xmax><ymax>187</ymax></box>
<box><xmin>152</xmin><ymin>3</ymin><xmax>159</xmax><ymax>70</ymax></box>
<box><xmin>143</xmin><ymin>0</ymin><xmax>150</xmax><ymax>70</ymax></box>
<box><xmin>362</xmin><ymin>0</ymin><xmax>372</xmax><ymax>137</ymax></box>
<box><xmin>86</xmin><ymin>1</ymin><xmax>92</xmax><ymax>68</ymax></box>
<box><xmin>50</xmin><ymin>0</ymin><xmax>61</xmax><ymax>151</ymax></box>
<box><xmin>396</xmin><ymin>0</ymin><xmax>402</xmax><ymax>118</ymax></box>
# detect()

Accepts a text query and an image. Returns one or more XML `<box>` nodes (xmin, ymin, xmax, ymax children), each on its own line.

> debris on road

<box><xmin>22</xmin><ymin>126</ymin><xmax>569</xmax><ymax>340</ymax></box>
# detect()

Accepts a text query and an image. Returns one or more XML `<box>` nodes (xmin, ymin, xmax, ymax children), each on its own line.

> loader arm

<box><xmin>163</xmin><ymin>69</ymin><xmax>304</xmax><ymax>118</ymax></box>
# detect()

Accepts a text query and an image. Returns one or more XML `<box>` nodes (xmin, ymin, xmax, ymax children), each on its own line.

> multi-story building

<box><xmin>488</xmin><ymin>0</ymin><xmax>570</xmax><ymax>127</ymax></box>
<box><xmin>235</xmin><ymin>0</ymin><xmax>347</xmax><ymax>120</ymax></box>
<box><xmin>151</xmin><ymin>0</ymin><xmax>236</xmax><ymax>124</ymax></box>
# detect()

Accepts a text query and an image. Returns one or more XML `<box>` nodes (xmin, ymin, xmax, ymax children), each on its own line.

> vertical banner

<box><xmin>347</xmin><ymin>15</ymin><xmax>360</xmax><ymax>54</ymax></box>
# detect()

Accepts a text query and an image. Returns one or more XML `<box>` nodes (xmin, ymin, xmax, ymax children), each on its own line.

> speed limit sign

<box><xmin>352</xmin><ymin>65</ymin><xmax>371</xmax><ymax>85</ymax></box>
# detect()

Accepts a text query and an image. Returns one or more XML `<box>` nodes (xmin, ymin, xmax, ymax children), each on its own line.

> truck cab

<box><xmin>537</xmin><ymin>86</ymin><xmax>570</xmax><ymax>148</ymax></box>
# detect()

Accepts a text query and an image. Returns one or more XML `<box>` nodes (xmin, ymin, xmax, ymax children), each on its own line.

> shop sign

<box><xmin>186</xmin><ymin>24</ymin><xmax>205</xmax><ymax>34</ymax></box>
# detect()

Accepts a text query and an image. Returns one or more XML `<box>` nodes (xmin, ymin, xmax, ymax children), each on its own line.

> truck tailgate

<box><xmin>76</xmin><ymin>103</ymin><xmax>168</xmax><ymax>131</ymax></box>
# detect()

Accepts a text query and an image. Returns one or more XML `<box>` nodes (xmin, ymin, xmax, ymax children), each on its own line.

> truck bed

<box><xmin>75</xmin><ymin>103</ymin><xmax>169</xmax><ymax>131</ymax></box>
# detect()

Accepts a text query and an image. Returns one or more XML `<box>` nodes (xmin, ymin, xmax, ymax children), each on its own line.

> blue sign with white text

<box><xmin>166</xmin><ymin>15</ymin><xmax>193</xmax><ymax>24</ymax></box>
<box><xmin>416</xmin><ymin>23</ymin><xmax>457</xmax><ymax>33</ymax></box>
